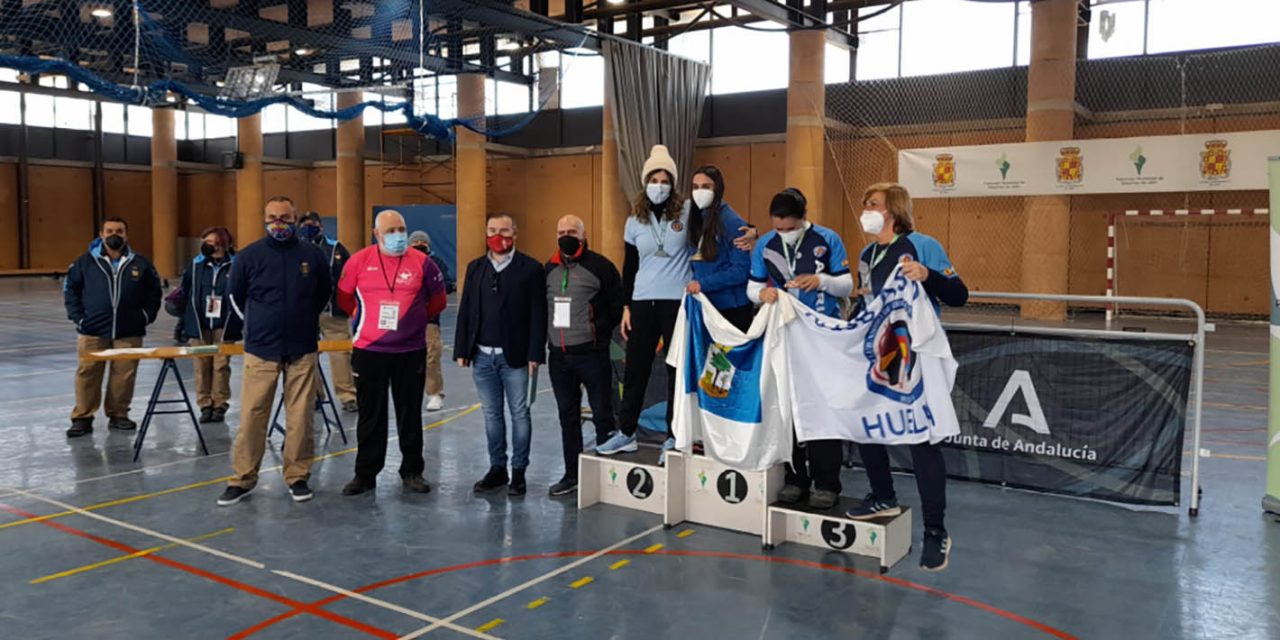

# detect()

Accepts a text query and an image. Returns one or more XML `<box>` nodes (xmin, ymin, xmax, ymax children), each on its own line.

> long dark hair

<box><xmin>631</xmin><ymin>169</ymin><xmax>683</xmax><ymax>223</ymax></box>
<box><xmin>687</xmin><ymin>165</ymin><xmax>725</xmax><ymax>262</ymax></box>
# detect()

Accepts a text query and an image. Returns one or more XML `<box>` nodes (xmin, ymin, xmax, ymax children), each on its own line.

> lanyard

<box><xmin>869</xmin><ymin>235</ymin><xmax>900</xmax><ymax>271</ymax></box>
<box><xmin>377</xmin><ymin>252</ymin><xmax>405</xmax><ymax>294</ymax></box>
<box><xmin>648</xmin><ymin>213</ymin><xmax>668</xmax><ymax>255</ymax></box>
<box><xmin>781</xmin><ymin>226</ymin><xmax>808</xmax><ymax>275</ymax></box>
<box><xmin>560</xmin><ymin>263</ymin><xmax>573</xmax><ymax>293</ymax></box>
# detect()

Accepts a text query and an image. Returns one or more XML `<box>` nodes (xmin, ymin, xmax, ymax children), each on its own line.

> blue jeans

<box><xmin>472</xmin><ymin>351</ymin><xmax>532</xmax><ymax>470</ymax></box>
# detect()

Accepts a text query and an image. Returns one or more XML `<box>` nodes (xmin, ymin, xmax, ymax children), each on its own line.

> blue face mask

<box><xmin>299</xmin><ymin>224</ymin><xmax>322</xmax><ymax>242</ymax></box>
<box><xmin>381</xmin><ymin>231</ymin><xmax>408</xmax><ymax>256</ymax></box>
<box><xmin>266</xmin><ymin>221</ymin><xmax>296</xmax><ymax>242</ymax></box>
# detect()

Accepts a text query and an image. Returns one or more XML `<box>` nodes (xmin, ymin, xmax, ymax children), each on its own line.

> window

<box><xmin>856</xmin><ymin>4</ymin><xmax>901</xmax><ymax>80</ymax></box>
<box><xmin>1146</xmin><ymin>0</ymin><xmax>1280</xmax><ymax>54</ymax></box>
<box><xmin>493</xmin><ymin>80</ymin><xmax>529</xmax><ymax>115</ymax></box>
<box><xmin>127</xmin><ymin>105</ymin><xmax>152</xmax><ymax>136</ymax></box>
<box><xmin>1088</xmin><ymin>0</ymin><xmax>1146</xmax><ymax>59</ymax></box>
<box><xmin>261</xmin><ymin>103</ymin><xmax>288</xmax><ymax>133</ymax></box>
<box><xmin>289</xmin><ymin>83</ymin><xmax>335</xmax><ymax>131</ymax></box>
<box><xmin>25</xmin><ymin>94</ymin><xmax>55</xmax><ymax>127</ymax></box>
<box><xmin>1016</xmin><ymin>1</ymin><xmax>1032</xmax><ymax>66</ymax></box>
<box><xmin>668</xmin><ymin>28</ymin><xmax>711</xmax><ymax>65</ymax></box>
<box><xmin>174</xmin><ymin>111</ymin><xmax>188</xmax><ymax>139</ymax></box>
<box><xmin>101</xmin><ymin>102</ymin><xmax>126</xmax><ymax>134</ymax></box>
<box><xmin>437</xmin><ymin>76</ymin><xmax>459</xmax><ymax>120</ymax></box>
<box><xmin>900</xmin><ymin>0</ymin><xmax>1016</xmax><ymax>77</ymax></box>
<box><xmin>0</xmin><ymin>68</ymin><xmax>17</xmax><ymax>83</ymax></box>
<box><xmin>0</xmin><ymin>91</ymin><xmax>19</xmax><ymax>124</ymax></box>
<box><xmin>187</xmin><ymin>112</ymin><xmax>205</xmax><ymax>139</ymax></box>
<box><xmin>560</xmin><ymin>52</ymin><xmax>604</xmax><ymax>108</ymax></box>
<box><xmin>825</xmin><ymin>42</ymin><xmax>851</xmax><ymax>84</ymax></box>
<box><xmin>205</xmin><ymin>113</ymin><xmax>236</xmax><ymax>138</ymax></box>
<box><xmin>711</xmin><ymin>26</ymin><xmax>788</xmax><ymax>94</ymax></box>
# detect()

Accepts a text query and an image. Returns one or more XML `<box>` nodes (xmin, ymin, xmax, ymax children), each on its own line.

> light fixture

<box><xmin>295</xmin><ymin>48</ymin><xmax>313</xmax><ymax>56</ymax></box>
<box><xmin>90</xmin><ymin>7</ymin><xmax>112</xmax><ymax>18</ymax></box>
<box><xmin>606</xmin><ymin>0</ymin><xmax>625</xmax><ymax>5</ymax></box>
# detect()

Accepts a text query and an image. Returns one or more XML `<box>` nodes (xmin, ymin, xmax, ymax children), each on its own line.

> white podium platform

<box><xmin>764</xmin><ymin>497</ymin><xmax>912</xmax><ymax>573</ymax></box>
<box><xmin>668</xmin><ymin>451</ymin><xmax>784</xmax><ymax>536</ymax></box>
<box><xmin>578</xmin><ymin>448</ymin><xmax>685</xmax><ymax>526</ymax></box>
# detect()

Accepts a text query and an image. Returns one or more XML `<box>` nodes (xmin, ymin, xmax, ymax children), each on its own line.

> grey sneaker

<box><xmin>777</xmin><ymin>484</ymin><xmax>807</xmax><ymax>504</ymax></box>
<box><xmin>808</xmin><ymin>489</ymin><xmax>839</xmax><ymax>510</ymax></box>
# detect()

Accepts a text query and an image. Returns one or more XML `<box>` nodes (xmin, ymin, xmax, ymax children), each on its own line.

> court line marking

<box><xmin>568</xmin><ymin>576</ymin><xmax>594</xmax><ymax>589</ymax></box>
<box><xmin>676</xmin><ymin>529</ymin><xmax>696</xmax><ymax>538</ymax></box>
<box><xmin>0</xmin><ymin>502</ymin><xmax>397</xmax><ymax>639</ymax></box>
<box><xmin>30</xmin><ymin>527</ymin><xmax>235</xmax><ymax>584</ymax></box>
<box><xmin>608</xmin><ymin>559</ymin><xmax>630</xmax><ymax>571</ymax></box>
<box><xmin>525</xmin><ymin>597</ymin><xmax>549</xmax><ymax>610</ymax></box>
<box><xmin>0</xmin><ymin>404</ymin><xmax>480</xmax><ymax>531</ymax></box>
<box><xmin>1184</xmin><ymin>450</ymin><xmax>1266</xmax><ymax>462</ymax></box>
<box><xmin>396</xmin><ymin>525</ymin><xmax>664</xmax><ymax>640</ymax></box>
<box><xmin>474</xmin><ymin>619</ymin><xmax>504</xmax><ymax>633</ymax></box>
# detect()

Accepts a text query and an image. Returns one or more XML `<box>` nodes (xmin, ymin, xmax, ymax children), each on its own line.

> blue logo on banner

<box><xmin>863</xmin><ymin>277</ymin><xmax>924</xmax><ymax>404</ymax></box>
<box><xmin>683</xmin><ymin>298</ymin><xmax>764</xmax><ymax>423</ymax></box>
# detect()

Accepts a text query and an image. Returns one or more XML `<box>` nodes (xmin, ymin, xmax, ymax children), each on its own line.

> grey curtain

<box><xmin>603</xmin><ymin>39</ymin><xmax>711</xmax><ymax>203</ymax></box>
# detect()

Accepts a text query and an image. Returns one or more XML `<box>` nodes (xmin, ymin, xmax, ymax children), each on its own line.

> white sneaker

<box><xmin>426</xmin><ymin>395</ymin><xmax>444</xmax><ymax>412</ymax></box>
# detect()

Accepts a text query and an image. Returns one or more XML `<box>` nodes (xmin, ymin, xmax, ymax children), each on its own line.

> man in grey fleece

<box><xmin>543</xmin><ymin>215</ymin><xmax>624</xmax><ymax>497</ymax></box>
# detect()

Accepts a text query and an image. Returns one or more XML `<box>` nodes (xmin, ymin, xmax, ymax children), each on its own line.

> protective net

<box><xmin>824</xmin><ymin>42</ymin><xmax>1280</xmax><ymax>317</ymax></box>
<box><xmin>0</xmin><ymin>0</ymin><xmax>590</xmax><ymax>139</ymax></box>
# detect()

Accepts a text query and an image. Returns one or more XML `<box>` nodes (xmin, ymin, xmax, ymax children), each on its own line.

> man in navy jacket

<box><xmin>63</xmin><ymin>217</ymin><xmax>162</xmax><ymax>437</ymax></box>
<box><xmin>218</xmin><ymin>196</ymin><xmax>331</xmax><ymax>507</ymax></box>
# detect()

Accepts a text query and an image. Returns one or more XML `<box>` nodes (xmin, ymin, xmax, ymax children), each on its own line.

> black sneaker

<box><xmin>217</xmin><ymin>486</ymin><xmax>252</xmax><ymax>506</ymax></box>
<box><xmin>508</xmin><ymin>469</ymin><xmax>527</xmax><ymax>496</ymax></box>
<box><xmin>66</xmin><ymin>419</ymin><xmax>94</xmax><ymax>438</ymax></box>
<box><xmin>776</xmin><ymin>484</ymin><xmax>807</xmax><ymax>504</ymax></box>
<box><xmin>808</xmin><ymin>489</ymin><xmax>839</xmax><ymax>510</ymax></box>
<box><xmin>210</xmin><ymin>407</ymin><xmax>227</xmax><ymax>423</ymax></box>
<box><xmin>548</xmin><ymin>476</ymin><xmax>578</xmax><ymax>497</ymax></box>
<box><xmin>107</xmin><ymin>416</ymin><xmax>137</xmax><ymax>431</ymax></box>
<box><xmin>920</xmin><ymin>528</ymin><xmax>951</xmax><ymax>572</ymax></box>
<box><xmin>199</xmin><ymin>407</ymin><xmax>215</xmax><ymax>423</ymax></box>
<box><xmin>289</xmin><ymin>481</ymin><xmax>314</xmax><ymax>503</ymax></box>
<box><xmin>474</xmin><ymin>466</ymin><xmax>508</xmax><ymax>493</ymax></box>
<box><xmin>342</xmin><ymin>477</ymin><xmax>376</xmax><ymax>496</ymax></box>
<box><xmin>402</xmin><ymin>474</ymin><xmax>432</xmax><ymax>494</ymax></box>
<box><xmin>845</xmin><ymin>493</ymin><xmax>903</xmax><ymax>520</ymax></box>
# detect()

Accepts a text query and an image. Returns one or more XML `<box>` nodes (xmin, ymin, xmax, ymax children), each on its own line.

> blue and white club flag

<box><xmin>780</xmin><ymin>265</ymin><xmax>960</xmax><ymax>446</ymax></box>
<box><xmin>667</xmin><ymin>293</ymin><xmax>794</xmax><ymax>471</ymax></box>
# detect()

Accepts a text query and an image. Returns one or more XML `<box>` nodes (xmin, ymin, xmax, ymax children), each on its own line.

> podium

<box><xmin>579</xmin><ymin>448</ymin><xmax>685</xmax><ymax>525</ymax></box>
<box><xmin>765</xmin><ymin>497</ymin><xmax>912</xmax><ymax>573</ymax></box>
<box><xmin>668</xmin><ymin>451</ymin><xmax>784</xmax><ymax>536</ymax></box>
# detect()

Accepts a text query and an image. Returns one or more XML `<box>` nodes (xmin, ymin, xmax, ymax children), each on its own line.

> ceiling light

<box><xmin>90</xmin><ymin>7</ymin><xmax>112</xmax><ymax>18</ymax></box>
<box><xmin>606</xmin><ymin>0</ymin><xmax>625</xmax><ymax>5</ymax></box>
<box><xmin>295</xmin><ymin>48</ymin><xmax>313</xmax><ymax>56</ymax></box>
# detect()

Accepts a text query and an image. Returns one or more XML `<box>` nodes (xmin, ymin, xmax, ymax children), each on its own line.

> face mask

<box><xmin>413</xmin><ymin>245</ymin><xmax>429</xmax><ymax>255</ymax></box>
<box><xmin>778</xmin><ymin>228</ymin><xmax>804</xmax><ymax>245</ymax></box>
<box><xmin>558</xmin><ymin>235</ymin><xmax>583</xmax><ymax>258</ymax></box>
<box><xmin>381</xmin><ymin>231</ymin><xmax>408</xmax><ymax>256</ymax></box>
<box><xmin>646</xmin><ymin>183</ymin><xmax>671</xmax><ymax>206</ymax></box>
<box><xmin>487</xmin><ymin>234</ymin><xmax>515</xmax><ymax>255</ymax></box>
<box><xmin>201</xmin><ymin>243</ymin><xmax>216</xmax><ymax>258</ymax></box>
<box><xmin>104</xmin><ymin>235</ymin><xmax>126</xmax><ymax>251</ymax></box>
<box><xmin>266</xmin><ymin>221</ymin><xmax>296</xmax><ymax>242</ymax></box>
<box><xmin>691</xmin><ymin>188</ymin><xmax>715</xmax><ymax>211</ymax></box>
<box><xmin>299</xmin><ymin>224</ymin><xmax>322</xmax><ymax>242</ymax></box>
<box><xmin>860</xmin><ymin>210</ymin><xmax>886</xmax><ymax>235</ymax></box>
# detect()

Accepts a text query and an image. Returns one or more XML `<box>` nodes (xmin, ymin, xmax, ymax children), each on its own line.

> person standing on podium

<box><xmin>543</xmin><ymin>215</ymin><xmax>623</xmax><ymax>497</ymax></box>
<box><xmin>337</xmin><ymin>210</ymin><xmax>447</xmax><ymax>496</ymax></box>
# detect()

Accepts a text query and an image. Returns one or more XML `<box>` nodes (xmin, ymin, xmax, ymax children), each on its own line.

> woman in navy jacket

<box><xmin>177</xmin><ymin>227</ymin><xmax>242</xmax><ymax>423</ymax></box>
<box><xmin>685</xmin><ymin>165</ymin><xmax>754</xmax><ymax>331</ymax></box>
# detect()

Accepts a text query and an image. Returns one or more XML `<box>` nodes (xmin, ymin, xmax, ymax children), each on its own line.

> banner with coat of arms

<box><xmin>898</xmin><ymin>130</ymin><xmax>1280</xmax><ymax>198</ymax></box>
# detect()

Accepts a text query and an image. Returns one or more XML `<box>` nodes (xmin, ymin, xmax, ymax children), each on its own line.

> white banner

<box><xmin>899</xmin><ymin>130</ymin><xmax>1280</xmax><ymax>198</ymax></box>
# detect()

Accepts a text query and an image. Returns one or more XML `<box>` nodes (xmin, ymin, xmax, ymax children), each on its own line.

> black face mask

<box><xmin>201</xmin><ymin>243</ymin><xmax>217</xmax><ymax>258</ymax></box>
<box><xmin>558</xmin><ymin>236</ymin><xmax>583</xmax><ymax>258</ymax></box>
<box><xmin>412</xmin><ymin>245</ymin><xmax>429</xmax><ymax>255</ymax></box>
<box><xmin>104</xmin><ymin>235</ymin><xmax>126</xmax><ymax>251</ymax></box>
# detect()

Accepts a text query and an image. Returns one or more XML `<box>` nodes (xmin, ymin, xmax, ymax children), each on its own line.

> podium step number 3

<box><xmin>765</xmin><ymin>497</ymin><xmax>913</xmax><ymax>573</ymax></box>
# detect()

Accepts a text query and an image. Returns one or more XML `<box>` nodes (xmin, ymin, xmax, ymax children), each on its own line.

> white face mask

<box><xmin>778</xmin><ymin>227</ymin><xmax>804</xmax><ymax>245</ymax></box>
<box><xmin>646</xmin><ymin>183</ymin><xmax>671</xmax><ymax>205</ymax></box>
<box><xmin>691</xmin><ymin>188</ymin><xmax>715</xmax><ymax>211</ymax></box>
<box><xmin>860</xmin><ymin>210</ymin><xmax>887</xmax><ymax>234</ymax></box>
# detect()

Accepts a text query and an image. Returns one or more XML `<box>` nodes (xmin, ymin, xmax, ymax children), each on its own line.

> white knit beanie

<box><xmin>640</xmin><ymin>144</ymin><xmax>678</xmax><ymax>185</ymax></box>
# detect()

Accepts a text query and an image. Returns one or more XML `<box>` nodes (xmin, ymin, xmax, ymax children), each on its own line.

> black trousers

<box><xmin>718</xmin><ymin>304</ymin><xmax>756</xmax><ymax>332</ymax></box>
<box><xmin>351</xmin><ymin>348</ymin><xmax>427</xmax><ymax>482</ymax></box>
<box><xmin>548</xmin><ymin>348</ymin><xmax>616</xmax><ymax>480</ymax></box>
<box><xmin>786</xmin><ymin>436</ymin><xmax>845</xmax><ymax>494</ymax></box>
<box><xmin>858</xmin><ymin>442</ymin><xmax>947</xmax><ymax>530</ymax></box>
<box><xmin>618</xmin><ymin>299</ymin><xmax>679</xmax><ymax>437</ymax></box>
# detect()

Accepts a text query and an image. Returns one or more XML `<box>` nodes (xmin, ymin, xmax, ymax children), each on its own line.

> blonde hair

<box><xmin>863</xmin><ymin>182</ymin><xmax>914</xmax><ymax>235</ymax></box>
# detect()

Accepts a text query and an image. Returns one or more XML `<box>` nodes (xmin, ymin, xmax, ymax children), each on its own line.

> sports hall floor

<box><xmin>0</xmin><ymin>276</ymin><xmax>1275</xmax><ymax>640</ymax></box>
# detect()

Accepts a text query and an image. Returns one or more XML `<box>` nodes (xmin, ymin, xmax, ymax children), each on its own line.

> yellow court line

<box><xmin>643</xmin><ymin>543</ymin><xmax>664</xmax><ymax>554</ymax></box>
<box><xmin>525</xmin><ymin>597</ymin><xmax>550</xmax><ymax>610</ymax></box>
<box><xmin>30</xmin><ymin>527</ymin><xmax>235</xmax><ymax>584</ymax></box>
<box><xmin>676</xmin><ymin>529</ymin><xmax>696</xmax><ymax>538</ymax></box>
<box><xmin>568</xmin><ymin>576</ymin><xmax>594</xmax><ymax>589</ymax></box>
<box><xmin>474</xmin><ymin>618</ymin><xmax>505</xmax><ymax>633</ymax></box>
<box><xmin>0</xmin><ymin>404</ymin><xmax>480</xmax><ymax>533</ymax></box>
<box><xmin>608</xmin><ymin>559</ymin><xmax>630</xmax><ymax>571</ymax></box>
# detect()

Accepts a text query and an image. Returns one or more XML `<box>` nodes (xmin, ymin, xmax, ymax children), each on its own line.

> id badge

<box><xmin>553</xmin><ymin>297</ymin><xmax>572</xmax><ymax>329</ymax></box>
<box><xmin>378</xmin><ymin>301</ymin><xmax>401</xmax><ymax>331</ymax></box>
<box><xmin>205</xmin><ymin>295</ymin><xmax>223</xmax><ymax>319</ymax></box>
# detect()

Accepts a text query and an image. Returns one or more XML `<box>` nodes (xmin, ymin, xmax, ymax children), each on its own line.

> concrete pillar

<box><xmin>785</xmin><ymin>29</ymin><xmax>826</xmax><ymax>226</ymax></box>
<box><xmin>236</xmin><ymin>113</ymin><xmax>264</xmax><ymax>246</ymax></box>
<box><xmin>599</xmin><ymin>61</ymin><xmax>626</xmax><ymax>267</ymax></box>
<box><xmin>150</xmin><ymin>107</ymin><xmax>178</xmax><ymax>279</ymax></box>
<box><xmin>1020</xmin><ymin>0</ymin><xmax>1078</xmax><ymax>320</ymax></box>
<box><xmin>336</xmin><ymin>91</ymin><xmax>366</xmax><ymax>251</ymax></box>
<box><xmin>455</xmin><ymin>74</ymin><xmax>487</xmax><ymax>292</ymax></box>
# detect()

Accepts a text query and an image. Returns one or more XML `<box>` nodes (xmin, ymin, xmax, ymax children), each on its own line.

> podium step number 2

<box><xmin>578</xmin><ymin>448</ymin><xmax>685</xmax><ymax>525</ymax></box>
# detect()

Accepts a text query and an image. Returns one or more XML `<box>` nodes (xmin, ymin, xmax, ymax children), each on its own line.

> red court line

<box><xmin>0</xmin><ymin>503</ymin><xmax>395</xmax><ymax>640</ymax></box>
<box><xmin>232</xmin><ymin>549</ymin><xmax>1076</xmax><ymax>640</ymax></box>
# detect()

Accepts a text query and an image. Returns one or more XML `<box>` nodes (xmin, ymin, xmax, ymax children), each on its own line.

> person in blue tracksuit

<box><xmin>63</xmin><ymin>217</ymin><xmax>162</xmax><ymax>438</ymax></box>
<box><xmin>685</xmin><ymin>165</ymin><xmax>754</xmax><ymax>332</ymax></box>
<box><xmin>176</xmin><ymin>226</ymin><xmax>242</xmax><ymax>423</ymax></box>
<box><xmin>300</xmin><ymin>212</ymin><xmax>357</xmax><ymax>412</ymax></box>
<box><xmin>845</xmin><ymin>182</ymin><xmax>968</xmax><ymax>573</ymax></box>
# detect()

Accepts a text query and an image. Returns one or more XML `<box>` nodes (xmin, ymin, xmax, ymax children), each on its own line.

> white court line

<box><xmin>3</xmin><ymin>486</ymin><xmax>266</xmax><ymax>569</ymax></box>
<box><xmin>274</xmin><ymin>570</ymin><xmax>503</xmax><ymax>640</ymax></box>
<box><xmin>397</xmin><ymin>524</ymin><xmax>665</xmax><ymax>640</ymax></box>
